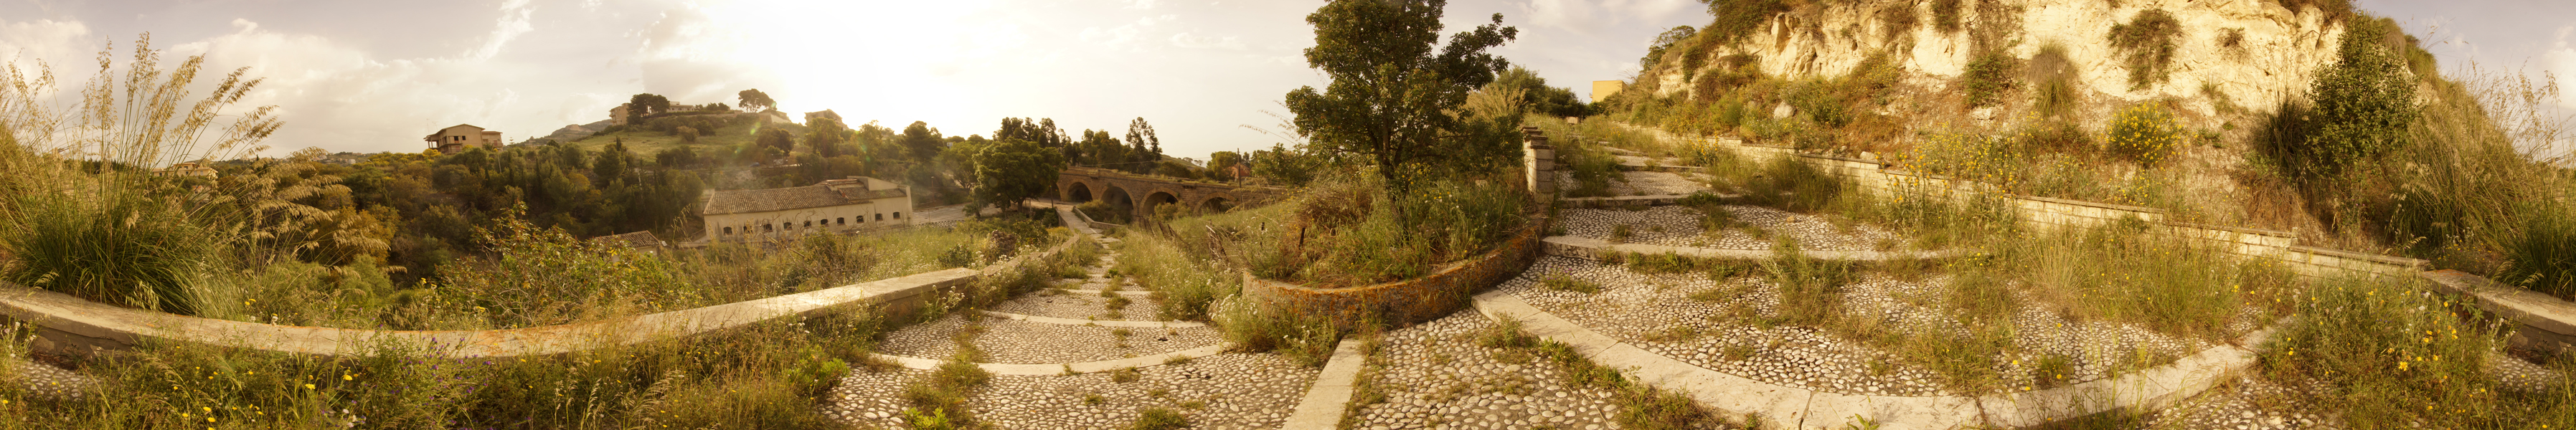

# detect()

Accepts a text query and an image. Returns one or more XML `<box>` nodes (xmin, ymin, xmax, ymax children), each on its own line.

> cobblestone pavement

<box><xmin>1351</xmin><ymin>312</ymin><xmax>1628</xmax><ymax>430</ymax></box>
<box><xmin>2134</xmin><ymin>376</ymin><xmax>2329</xmax><ymax>430</ymax></box>
<box><xmin>1557</xmin><ymin>206</ymin><xmax>1912</xmax><ymax>252</ymax></box>
<box><xmin>8</xmin><ymin>358</ymin><xmax>93</xmax><ymax>401</ymax></box>
<box><xmin>986</xmin><ymin>288</ymin><xmax>1164</xmax><ymax>321</ymax></box>
<box><xmin>1499</xmin><ymin>256</ymin><xmax>2209</xmax><ymax>396</ymax></box>
<box><xmin>877</xmin><ymin>314</ymin><xmax>1223</xmax><ymax>363</ymax></box>
<box><xmin>828</xmin><ymin>353</ymin><xmax>1314</xmax><ymax>429</ymax></box>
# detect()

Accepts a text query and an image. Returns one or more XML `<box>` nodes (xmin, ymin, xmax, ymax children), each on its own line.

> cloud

<box><xmin>465</xmin><ymin>0</ymin><xmax>536</xmax><ymax>60</ymax></box>
<box><xmin>1081</xmin><ymin>24</ymin><xmax>1143</xmax><ymax>48</ymax></box>
<box><xmin>1169</xmin><ymin>32</ymin><xmax>1245</xmax><ymax>50</ymax></box>
<box><xmin>1124</xmin><ymin>0</ymin><xmax>1159</xmax><ymax>9</ymax></box>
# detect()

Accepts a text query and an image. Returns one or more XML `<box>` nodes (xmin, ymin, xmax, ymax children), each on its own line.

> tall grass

<box><xmin>1259</xmin><ymin>171</ymin><xmax>1526</xmax><ymax>287</ymax></box>
<box><xmin>2258</xmin><ymin>276</ymin><xmax>2576</xmax><ymax>429</ymax></box>
<box><xmin>1</xmin><ymin>188</ymin><xmax>223</xmax><ymax>315</ymax></box>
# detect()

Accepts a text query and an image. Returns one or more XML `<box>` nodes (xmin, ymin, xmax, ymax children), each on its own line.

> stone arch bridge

<box><xmin>1056</xmin><ymin>166</ymin><xmax>1281</xmax><ymax>221</ymax></box>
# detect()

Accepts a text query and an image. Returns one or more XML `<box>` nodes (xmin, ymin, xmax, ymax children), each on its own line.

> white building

<box><xmin>701</xmin><ymin>176</ymin><xmax>913</xmax><ymax>243</ymax></box>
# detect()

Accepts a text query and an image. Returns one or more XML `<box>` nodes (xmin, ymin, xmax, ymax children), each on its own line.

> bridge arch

<box><xmin>1063</xmin><ymin>181</ymin><xmax>1095</xmax><ymax>202</ymax></box>
<box><xmin>1143</xmin><ymin>191</ymin><xmax>1181</xmax><ymax>218</ymax></box>
<box><xmin>1197</xmin><ymin>193</ymin><xmax>1237</xmax><ymax>214</ymax></box>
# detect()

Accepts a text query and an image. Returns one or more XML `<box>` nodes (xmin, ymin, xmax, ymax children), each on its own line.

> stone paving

<box><xmin>7</xmin><ymin>358</ymin><xmax>93</xmax><ymax>401</ymax></box>
<box><xmin>1350</xmin><ymin>312</ymin><xmax>1629</xmax><ymax>430</ymax></box>
<box><xmin>1558</xmin><ymin>205</ymin><xmax>1911</xmax><ymax>252</ymax></box>
<box><xmin>837</xmin><ymin>231</ymin><xmax>1311</xmax><ymax>429</ymax></box>
<box><xmin>827</xmin><ymin>353</ymin><xmax>1315</xmax><ymax>429</ymax></box>
<box><xmin>1498</xmin><ymin>255</ymin><xmax>2209</xmax><ymax>397</ymax></box>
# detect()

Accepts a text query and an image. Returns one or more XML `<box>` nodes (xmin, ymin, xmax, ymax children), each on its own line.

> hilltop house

<box><xmin>701</xmin><ymin>176</ymin><xmax>913</xmax><ymax>243</ymax></box>
<box><xmin>425</xmin><ymin>125</ymin><xmax>504</xmax><ymax>154</ymax></box>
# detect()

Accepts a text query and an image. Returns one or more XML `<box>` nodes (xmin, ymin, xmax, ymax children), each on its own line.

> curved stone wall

<box><xmin>1241</xmin><ymin>213</ymin><xmax>1549</xmax><ymax>326</ymax></box>
<box><xmin>1</xmin><ymin>207</ymin><xmax>1093</xmax><ymax>358</ymax></box>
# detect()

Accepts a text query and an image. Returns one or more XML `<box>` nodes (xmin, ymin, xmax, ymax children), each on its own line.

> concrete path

<box><xmin>1280</xmin><ymin>338</ymin><xmax>1367</xmax><ymax>429</ymax></box>
<box><xmin>1542</xmin><ymin>236</ymin><xmax>1975</xmax><ymax>262</ymax></box>
<box><xmin>973</xmin><ymin>310</ymin><xmax>1207</xmax><ymax>328</ymax></box>
<box><xmin>867</xmin><ymin>343</ymin><xmax>1232</xmax><ymax>376</ymax></box>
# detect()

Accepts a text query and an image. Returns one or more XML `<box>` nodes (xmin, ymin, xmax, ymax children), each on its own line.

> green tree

<box><xmin>755</xmin><ymin>128</ymin><xmax>796</xmax><ymax>161</ymax></box>
<box><xmin>1125</xmin><ymin>118</ymin><xmax>1162</xmax><ymax>168</ymax></box>
<box><xmin>1284</xmin><ymin>0</ymin><xmax>1517</xmax><ymax>196</ymax></box>
<box><xmin>804</xmin><ymin>117</ymin><xmax>851</xmax><ymax>158</ymax></box>
<box><xmin>1207</xmin><ymin>150</ymin><xmax>1245</xmax><ymax>181</ymax></box>
<box><xmin>1640</xmin><ymin>25</ymin><xmax>1696</xmax><ymax>72</ymax></box>
<box><xmin>900</xmin><ymin>121</ymin><xmax>946</xmax><ymax>163</ymax></box>
<box><xmin>737</xmin><ymin>88</ymin><xmax>776</xmax><ymax>112</ymax></box>
<box><xmin>628</xmin><ymin>93</ymin><xmax>672</xmax><ymax>115</ymax></box>
<box><xmin>2297</xmin><ymin>19</ymin><xmax>2417</xmax><ymax>182</ymax></box>
<box><xmin>1492</xmin><ymin>66</ymin><xmax>1587</xmax><ymax>118</ymax></box>
<box><xmin>968</xmin><ymin>138</ymin><xmax>1067</xmax><ymax>212</ymax></box>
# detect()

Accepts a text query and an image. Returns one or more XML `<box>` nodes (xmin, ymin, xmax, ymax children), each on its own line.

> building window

<box><xmin>764</xmin><ymin>224</ymin><xmax>773</xmax><ymax>232</ymax></box>
<box><xmin>837</xmin><ymin>217</ymin><xmax>845</xmax><ymax>225</ymax></box>
<box><xmin>894</xmin><ymin>211</ymin><xmax>902</xmax><ymax>219</ymax></box>
<box><xmin>803</xmin><ymin>220</ymin><xmax>812</xmax><ymax>227</ymax></box>
<box><xmin>724</xmin><ymin>226</ymin><xmax>732</xmax><ymax>234</ymax></box>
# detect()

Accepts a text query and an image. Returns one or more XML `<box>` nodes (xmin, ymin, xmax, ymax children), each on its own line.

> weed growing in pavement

<box><xmin>1540</xmin><ymin>274</ymin><xmax>1605</xmax><ymax>294</ymax></box>
<box><xmin>1473</xmin><ymin>316</ymin><xmax>1732</xmax><ymax>429</ymax></box>
<box><xmin>2258</xmin><ymin>276</ymin><xmax>2576</xmax><ymax>429</ymax></box>
<box><xmin>1129</xmin><ymin>406</ymin><xmax>1190</xmax><ymax>430</ymax></box>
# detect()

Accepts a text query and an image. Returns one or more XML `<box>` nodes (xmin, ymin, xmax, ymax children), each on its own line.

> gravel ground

<box><xmin>1351</xmin><ymin>311</ymin><xmax>1628</xmax><ymax>430</ymax></box>
<box><xmin>986</xmin><ymin>289</ymin><xmax>1165</xmax><ymax>321</ymax></box>
<box><xmin>1499</xmin><ymin>256</ymin><xmax>2209</xmax><ymax>396</ymax></box>
<box><xmin>1557</xmin><ymin>206</ymin><xmax>1912</xmax><ymax>252</ymax></box>
<box><xmin>877</xmin><ymin>313</ymin><xmax>1225</xmax><ymax>364</ymax></box>
<box><xmin>826</xmin><ymin>353</ymin><xmax>1316</xmax><ymax>429</ymax></box>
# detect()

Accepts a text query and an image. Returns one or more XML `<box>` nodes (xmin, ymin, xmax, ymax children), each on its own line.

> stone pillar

<box><xmin>1522</xmin><ymin>126</ymin><xmax>1554</xmax><ymax>197</ymax></box>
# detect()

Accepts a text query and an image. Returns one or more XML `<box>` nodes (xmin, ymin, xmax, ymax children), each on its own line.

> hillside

<box><xmin>562</xmin><ymin>113</ymin><xmax>809</xmax><ymax>158</ymax></box>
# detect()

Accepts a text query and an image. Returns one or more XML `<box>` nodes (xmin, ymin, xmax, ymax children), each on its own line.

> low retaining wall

<box><xmin>2</xmin><ymin>209</ymin><xmax>1093</xmax><ymax>358</ymax></box>
<box><xmin>1539</xmin><ymin>236</ymin><xmax>1975</xmax><ymax>263</ymax></box>
<box><xmin>1242</xmin><ymin>214</ymin><xmax>1549</xmax><ymax>326</ymax></box>
<box><xmin>1706</xmin><ymin>135</ymin><xmax>2572</xmax><ymax>351</ymax></box>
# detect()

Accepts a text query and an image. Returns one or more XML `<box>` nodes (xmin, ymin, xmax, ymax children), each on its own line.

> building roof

<box><xmin>701</xmin><ymin>177</ymin><xmax>906</xmax><ymax>215</ymax></box>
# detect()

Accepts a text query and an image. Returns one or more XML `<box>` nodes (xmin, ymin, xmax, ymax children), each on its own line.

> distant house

<box><xmin>425</xmin><ymin>124</ymin><xmax>504</xmax><ymax>154</ymax></box>
<box><xmin>1593</xmin><ymin>80</ymin><xmax>1626</xmax><ymax>102</ymax></box>
<box><xmin>701</xmin><ymin>176</ymin><xmax>914</xmax><ymax>243</ymax></box>
<box><xmin>610</xmin><ymin>103</ymin><xmax>633</xmax><ymax>126</ymax></box>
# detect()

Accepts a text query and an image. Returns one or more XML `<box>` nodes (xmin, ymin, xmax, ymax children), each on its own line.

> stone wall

<box><xmin>1241</xmin><ymin>214</ymin><xmax>1549</xmax><ymax>326</ymax></box>
<box><xmin>0</xmin><ymin>209</ymin><xmax>1092</xmax><ymax>358</ymax></box>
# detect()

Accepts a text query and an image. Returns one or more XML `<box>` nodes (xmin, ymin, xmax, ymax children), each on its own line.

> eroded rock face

<box><xmin>1646</xmin><ymin>0</ymin><xmax>2346</xmax><ymax>118</ymax></box>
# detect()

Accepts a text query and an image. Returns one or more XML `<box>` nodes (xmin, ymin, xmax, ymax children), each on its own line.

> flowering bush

<box><xmin>2105</xmin><ymin>103</ymin><xmax>2183</xmax><ymax>166</ymax></box>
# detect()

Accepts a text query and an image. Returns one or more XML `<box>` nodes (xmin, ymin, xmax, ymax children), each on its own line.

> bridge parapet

<box><xmin>1055</xmin><ymin>166</ymin><xmax>1283</xmax><ymax>220</ymax></box>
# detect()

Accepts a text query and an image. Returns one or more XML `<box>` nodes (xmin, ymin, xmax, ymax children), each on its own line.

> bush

<box><xmin>1702</xmin><ymin>0</ymin><xmax>1791</xmax><ymax>45</ymax></box>
<box><xmin>1963</xmin><ymin>51</ymin><xmax>2020</xmax><ymax>108</ymax></box>
<box><xmin>2293</xmin><ymin>19</ymin><xmax>2417</xmax><ymax>183</ymax></box>
<box><xmin>2105</xmin><ymin>103</ymin><xmax>2184</xmax><ymax>166</ymax></box>
<box><xmin>2028</xmin><ymin>44</ymin><xmax>2080</xmax><ymax>118</ymax></box>
<box><xmin>3</xmin><ymin>188</ymin><xmax>223</xmax><ymax>315</ymax></box>
<box><xmin>2107</xmin><ymin>9</ymin><xmax>2184</xmax><ymax>90</ymax></box>
<box><xmin>1930</xmin><ymin>0</ymin><xmax>1963</xmax><ymax>33</ymax></box>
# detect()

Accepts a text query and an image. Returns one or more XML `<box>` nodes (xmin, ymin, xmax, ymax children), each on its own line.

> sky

<box><xmin>0</xmin><ymin>1</ymin><xmax>2566</xmax><ymax>161</ymax></box>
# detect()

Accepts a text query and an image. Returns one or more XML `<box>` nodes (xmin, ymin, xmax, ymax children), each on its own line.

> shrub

<box><xmin>1210</xmin><ymin>297</ymin><xmax>1341</xmax><ymax>366</ymax></box>
<box><xmin>2107</xmin><ymin>9</ymin><xmax>2184</xmax><ymax>90</ymax></box>
<box><xmin>2105</xmin><ymin>103</ymin><xmax>2184</xmax><ymax>166</ymax></box>
<box><xmin>1702</xmin><ymin>0</ymin><xmax>1791</xmax><ymax>45</ymax></box>
<box><xmin>2293</xmin><ymin>19</ymin><xmax>2417</xmax><ymax>182</ymax></box>
<box><xmin>1963</xmin><ymin>51</ymin><xmax>2020</xmax><ymax>108</ymax></box>
<box><xmin>1930</xmin><ymin>0</ymin><xmax>1963</xmax><ymax>33</ymax></box>
<box><xmin>2028</xmin><ymin>44</ymin><xmax>2080</xmax><ymax>118</ymax></box>
<box><xmin>1</xmin><ymin>188</ymin><xmax>223</xmax><ymax>315</ymax></box>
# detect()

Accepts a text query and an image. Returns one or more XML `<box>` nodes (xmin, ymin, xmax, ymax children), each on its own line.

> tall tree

<box><xmin>737</xmin><ymin>89</ymin><xmax>776</xmax><ymax>112</ymax></box>
<box><xmin>628</xmin><ymin>93</ymin><xmax>671</xmax><ymax>115</ymax></box>
<box><xmin>803</xmin><ymin>117</ymin><xmax>851</xmax><ymax>158</ymax></box>
<box><xmin>900</xmin><ymin>121</ymin><xmax>946</xmax><ymax>163</ymax></box>
<box><xmin>1125</xmin><ymin>118</ymin><xmax>1162</xmax><ymax>163</ymax></box>
<box><xmin>1077</xmin><ymin>129</ymin><xmax>1126</xmax><ymax>168</ymax></box>
<box><xmin>968</xmin><ymin>138</ymin><xmax>1067</xmax><ymax>212</ymax></box>
<box><xmin>1284</xmin><ymin>0</ymin><xmax>1517</xmax><ymax>196</ymax></box>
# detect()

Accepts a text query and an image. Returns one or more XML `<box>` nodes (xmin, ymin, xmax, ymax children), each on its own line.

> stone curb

<box><xmin>867</xmin><ymin>343</ymin><xmax>1232</xmax><ymax>376</ymax></box>
<box><xmin>1541</xmin><ymin>236</ymin><xmax>1975</xmax><ymax>262</ymax></box>
<box><xmin>2421</xmin><ymin>270</ymin><xmax>2576</xmax><ymax>353</ymax></box>
<box><xmin>972</xmin><ymin>310</ymin><xmax>1207</xmax><ymax>328</ymax></box>
<box><xmin>1468</xmin><ymin>290</ymin><xmax>2279</xmax><ymax>429</ymax></box>
<box><xmin>1281</xmin><ymin>338</ymin><xmax>1367</xmax><ymax>430</ymax></box>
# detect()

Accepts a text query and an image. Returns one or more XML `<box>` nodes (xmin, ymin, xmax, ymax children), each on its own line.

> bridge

<box><xmin>1054</xmin><ymin>166</ymin><xmax>1282</xmax><ymax>221</ymax></box>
